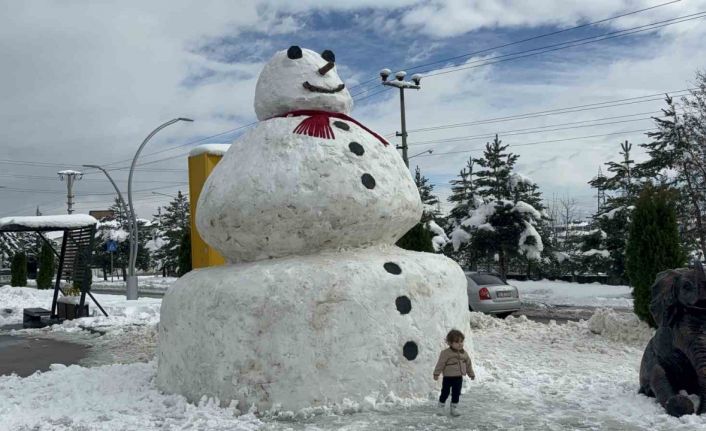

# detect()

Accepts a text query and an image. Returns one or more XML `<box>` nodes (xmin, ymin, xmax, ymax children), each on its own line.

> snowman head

<box><xmin>254</xmin><ymin>46</ymin><xmax>353</xmax><ymax>120</ymax></box>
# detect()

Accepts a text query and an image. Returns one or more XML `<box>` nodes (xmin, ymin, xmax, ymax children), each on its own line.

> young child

<box><xmin>433</xmin><ymin>329</ymin><xmax>475</xmax><ymax>416</ymax></box>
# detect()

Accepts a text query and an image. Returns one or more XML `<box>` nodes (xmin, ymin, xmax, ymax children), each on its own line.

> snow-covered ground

<box><xmin>513</xmin><ymin>279</ymin><xmax>633</xmax><ymax>308</ymax></box>
<box><xmin>2</xmin><ymin>283</ymin><xmax>705</xmax><ymax>430</ymax></box>
<box><xmin>0</xmin><ymin>285</ymin><xmax>161</xmax><ymax>329</ymax></box>
<box><xmin>91</xmin><ymin>275</ymin><xmax>178</xmax><ymax>292</ymax></box>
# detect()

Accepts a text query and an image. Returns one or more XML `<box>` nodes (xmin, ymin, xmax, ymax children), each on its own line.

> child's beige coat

<box><xmin>433</xmin><ymin>348</ymin><xmax>475</xmax><ymax>378</ymax></box>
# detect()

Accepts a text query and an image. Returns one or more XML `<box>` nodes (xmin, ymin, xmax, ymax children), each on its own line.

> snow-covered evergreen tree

<box><xmin>93</xmin><ymin>198</ymin><xmax>151</xmax><ymax>280</ymax></box>
<box><xmin>448</xmin><ymin>135</ymin><xmax>545</xmax><ymax>280</ymax></box>
<box><xmin>588</xmin><ymin>141</ymin><xmax>637</xmax><ymax>283</ymax></box>
<box><xmin>635</xmin><ymin>85</ymin><xmax>706</xmax><ymax>259</ymax></box>
<box><xmin>152</xmin><ymin>191</ymin><xmax>190</xmax><ymax>276</ymax></box>
<box><xmin>447</xmin><ymin>157</ymin><xmax>477</xmax><ymax>226</ymax></box>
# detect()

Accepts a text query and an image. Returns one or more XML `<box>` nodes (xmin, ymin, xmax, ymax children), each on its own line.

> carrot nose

<box><xmin>318</xmin><ymin>62</ymin><xmax>335</xmax><ymax>76</ymax></box>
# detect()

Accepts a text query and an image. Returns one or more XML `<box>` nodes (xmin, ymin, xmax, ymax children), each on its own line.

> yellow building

<box><xmin>187</xmin><ymin>144</ymin><xmax>230</xmax><ymax>268</ymax></box>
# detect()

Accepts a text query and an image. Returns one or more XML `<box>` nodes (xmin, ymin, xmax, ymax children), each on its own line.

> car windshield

<box><xmin>469</xmin><ymin>274</ymin><xmax>506</xmax><ymax>285</ymax></box>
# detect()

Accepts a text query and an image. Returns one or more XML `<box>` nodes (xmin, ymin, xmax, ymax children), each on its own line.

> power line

<box><xmin>413</xmin><ymin>128</ymin><xmax>656</xmax><ymax>158</ymax></box>
<box><xmin>424</xmin><ymin>12</ymin><xmax>706</xmax><ymax>78</ymax></box>
<box><xmin>398</xmin><ymin>89</ymin><xmax>692</xmax><ymax>135</ymax></box>
<box><xmin>407</xmin><ymin>113</ymin><xmax>662</xmax><ymax>147</ymax></box>
<box><xmin>350</xmin><ymin>9</ymin><xmax>704</xmax><ymax>99</ymax></box>
<box><xmin>101</xmin><ymin>121</ymin><xmax>257</xmax><ymax>168</ymax></box>
<box><xmin>349</xmin><ymin>0</ymin><xmax>682</xmax><ymax>93</ymax></box>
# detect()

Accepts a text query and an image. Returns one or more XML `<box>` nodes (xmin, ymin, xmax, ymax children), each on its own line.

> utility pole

<box><xmin>57</xmin><ymin>170</ymin><xmax>83</xmax><ymax>214</ymax></box>
<box><xmin>380</xmin><ymin>69</ymin><xmax>422</xmax><ymax>168</ymax></box>
<box><xmin>594</xmin><ymin>166</ymin><xmax>607</xmax><ymax>214</ymax></box>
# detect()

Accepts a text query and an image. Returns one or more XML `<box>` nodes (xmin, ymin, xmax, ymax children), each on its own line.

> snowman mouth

<box><xmin>303</xmin><ymin>81</ymin><xmax>345</xmax><ymax>94</ymax></box>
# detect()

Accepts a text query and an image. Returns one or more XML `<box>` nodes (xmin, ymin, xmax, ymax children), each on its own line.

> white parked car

<box><xmin>465</xmin><ymin>271</ymin><xmax>521</xmax><ymax>318</ymax></box>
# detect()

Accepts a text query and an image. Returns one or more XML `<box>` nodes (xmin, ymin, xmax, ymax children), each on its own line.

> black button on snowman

<box><xmin>157</xmin><ymin>46</ymin><xmax>469</xmax><ymax>412</ymax></box>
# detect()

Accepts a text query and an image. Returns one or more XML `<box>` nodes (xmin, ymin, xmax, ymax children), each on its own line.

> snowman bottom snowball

<box><xmin>156</xmin><ymin>245</ymin><xmax>469</xmax><ymax>411</ymax></box>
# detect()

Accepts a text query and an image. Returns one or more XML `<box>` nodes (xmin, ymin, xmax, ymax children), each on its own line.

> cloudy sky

<box><xmin>0</xmin><ymin>0</ymin><xmax>705</xmax><ymax>221</ymax></box>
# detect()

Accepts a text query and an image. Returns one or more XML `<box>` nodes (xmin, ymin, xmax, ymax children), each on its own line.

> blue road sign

<box><xmin>106</xmin><ymin>240</ymin><xmax>118</xmax><ymax>253</ymax></box>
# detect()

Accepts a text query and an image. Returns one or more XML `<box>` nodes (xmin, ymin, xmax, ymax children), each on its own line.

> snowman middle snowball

<box><xmin>197</xmin><ymin>47</ymin><xmax>423</xmax><ymax>263</ymax></box>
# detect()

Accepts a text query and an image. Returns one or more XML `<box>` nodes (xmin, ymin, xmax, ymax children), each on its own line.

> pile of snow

<box><xmin>588</xmin><ymin>308</ymin><xmax>654</xmax><ymax>345</ymax></box>
<box><xmin>0</xmin><ymin>361</ymin><xmax>263</xmax><ymax>430</ymax></box>
<box><xmin>513</xmin><ymin>279</ymin><xmax>633</xmax><ymax>308</ymax></box>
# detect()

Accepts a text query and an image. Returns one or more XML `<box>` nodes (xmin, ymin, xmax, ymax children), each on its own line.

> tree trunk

<box><xmin>102</xmin><ymin>265</ymin><xmax>108</xmax><ymax>281</ymax></box>
<box><xmin>121</xmin><ymin>266</ymin><xmax>127</xmax><ymax>281</ymax></box>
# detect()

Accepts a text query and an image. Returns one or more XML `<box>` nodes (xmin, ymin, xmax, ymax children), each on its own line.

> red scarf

<box><xmin>272</xmin><ymin>110</ymin><xmax>389</xmax><ymax>146</ymax></box>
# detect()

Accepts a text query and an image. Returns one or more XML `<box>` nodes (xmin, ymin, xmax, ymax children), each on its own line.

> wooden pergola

<box><xmin>0</xmin><ymin>214</ymin><xmax>108</xmax><ymax>326</ymax></box>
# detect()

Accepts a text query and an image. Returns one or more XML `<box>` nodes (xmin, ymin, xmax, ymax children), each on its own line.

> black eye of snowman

<box><xmin>287</xmin><ymin>46</ymin><xmax>303</xmax><ymax>60</ymax></box>
<box><xmin>321</xmin><ymin>49</ymin><xmax>335</xmax><ymax>63</ymax></box>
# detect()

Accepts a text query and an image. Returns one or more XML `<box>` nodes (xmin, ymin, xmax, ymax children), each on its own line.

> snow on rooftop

<box><xmin>0</xmin><ymin>214</ymin><xmax>97</xmax><ymax>231</ymax></box>
<box><xmin>189</xmin><ymin>144</ymin><xmax>231</xmax><ymax>157</ymax></box>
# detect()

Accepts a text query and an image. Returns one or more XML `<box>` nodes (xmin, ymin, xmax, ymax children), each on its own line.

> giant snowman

<box><xmin>157</xmin><ymin>46</ymin><xmax>469</xmax><ymax>411</ymax></box>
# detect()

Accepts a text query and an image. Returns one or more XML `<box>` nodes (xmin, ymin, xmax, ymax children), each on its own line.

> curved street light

<box><xmin>82</xmin><ymin>164</ymin><xmax>128</xmax><ymax>219</ymax></box>
<box><xmin>127</xmin><ymin>118</ymin><xmax>193</xmax><ymax>300</ymax></box>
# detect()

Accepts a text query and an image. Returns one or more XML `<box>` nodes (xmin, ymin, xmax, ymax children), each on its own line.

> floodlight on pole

<box><xmin>381</xmin><ymin>69</ymin><xmax>422</xmax><ymax>168</ymax></box>
<box><xmin>126</xmin><ymin>117</ymin><xmax>193</xmax><ymax>300</ymax></box>
<box><xmin>57</xmin><ymin>170</ymin><xmax>83</xmax><ymax>214</ymax></box>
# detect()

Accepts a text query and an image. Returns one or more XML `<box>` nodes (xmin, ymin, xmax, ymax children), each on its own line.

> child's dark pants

<box><xmin>439</xmin><ymin>376</ymin><xmax>463</xmax><ymax>404</ymax></box>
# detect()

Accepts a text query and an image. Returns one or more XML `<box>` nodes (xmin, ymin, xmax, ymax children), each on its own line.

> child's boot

<box><xmin>437</xmin><ymin>401</ymin><xmax>446</xmax><ymax>415</ymax></box>
<box><xmin>450</xmin><ymin>404</ymin><xmax>461</xmax><ymax>417</ymax></box>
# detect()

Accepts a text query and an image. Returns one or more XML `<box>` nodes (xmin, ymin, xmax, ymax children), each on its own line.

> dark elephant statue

<box><xmin>639</xmin><ymin>261</ymin><xmax>706</xmax><ymax>417</ymax></box>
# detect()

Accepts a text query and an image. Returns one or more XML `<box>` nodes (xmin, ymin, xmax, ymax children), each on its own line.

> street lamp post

<box><xmin>380</xmin><ymin>69</ymin><xmax>422</xmax><ymax>168</ymax></box>
<box><xmin>126</xmin><ymin>118</ymin><xmax>193</xmax><ymax>300</ymax></box>
<box><xmin>82</xmin><ymin>164</ymin><xmax>128</xmax><ymax>219</ymax></box>
<box><xmin>83</xmin><ymin>164</ymin><xmax>130</xmax><ymax>295</ymax></box>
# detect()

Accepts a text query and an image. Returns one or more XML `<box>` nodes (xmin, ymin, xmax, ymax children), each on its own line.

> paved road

<box><xmin>0</xmin><ymin>334</ymin><xmax>89</xmax><ymax>377</ymax></box>
<box><xmin>518</xmin><ymin>304</ymin><xmax>633</xmax><ymax>324</ymax></box>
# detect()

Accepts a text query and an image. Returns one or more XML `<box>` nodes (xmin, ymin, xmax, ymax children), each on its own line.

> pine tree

<box><xmin>473</xmin><ymin>135</ymin><xmax>518</xmax><ymax>201</ymax></box>
<box><xmin>36</xmin><ymin>242</ymin><xmax>56</xmax><ymax>289</ymax></box>
<box><xmin>449</xmin><ymin>135</ymin><xmax>545</xmax><ymax>280</ymax></box>
<box><xmin>93</xmin><ymin>198</ymin><xmax>152</xmax><ymax>280</ymax></box>
<box><xmin>397</xmin><ymin>223</ymin><xmax>434</xmax><ymax>253</ymax></box>
<box><xmin>636</xmin><ymin>88</ymin><xmax>706</xmax><ymax>259</ymax></box>
<box><xmin>398</xmin><ymin>168</ymin><xmax>439</xmax><ymax>253</ymax></box>
<box><xmin>153</xmin><ymin>191</ymin><xmax>190</xmax><ymax>276</ymax></box>
<box><xmin>589</xmin><ymin>141</ymin><xmax>638</xmax><ymax>284</ymax></box>
<box><xmin>414</xmin><ymin>166</ymin><xmax>440</xmax><ymax>222</ymax></box>
<box><xmin>10</xmin><ymin>252</ymin><xmax>27</xmax><ymax>287</ymax></box>
<box><xmin>447</xmin><ymin>157</ymin><xmax>477</xmax><ymax>224</ymax></box>
<box><xmin>626</xmin><ymin>185</ymin><xmax>685</xmax><ymax>327</ymax></box>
